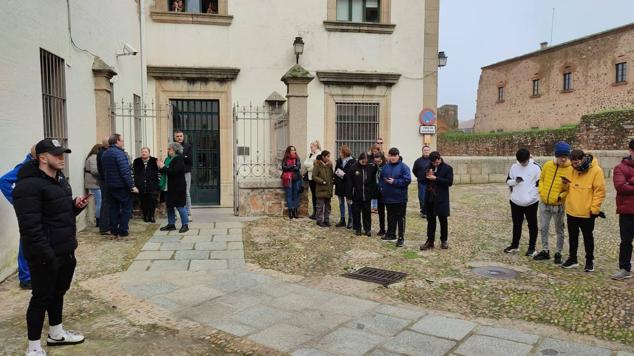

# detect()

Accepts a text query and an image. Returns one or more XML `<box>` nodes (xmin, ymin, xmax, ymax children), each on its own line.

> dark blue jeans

<box><xmin>284</xmin><ymin>180</ymin><xmax>302</xmax><ymax>209</ymax></box>
<box><xmin>418</xmin><ymin>182</ymin><xmax>427</xmax><ymax>214</ymax></box>
<box><xmin>108</xmin><ymin>188</ymin><xmax>132</xmax><ymax>235</ymax></box>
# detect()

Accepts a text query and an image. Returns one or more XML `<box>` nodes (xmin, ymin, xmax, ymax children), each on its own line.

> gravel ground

<box><xmin>244</xmin><ymin>183</ymin><xmax>634</xmax><ymax>346</ymax></box>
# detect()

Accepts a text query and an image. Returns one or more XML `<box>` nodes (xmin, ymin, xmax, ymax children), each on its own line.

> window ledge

<box><xmin>323</xmin><ymin>21</ymin><xmax>395</xmax><ymax>34</ymax></box>
<box><xmin>612</xmin><ymin>81</ymin><xmax>628</xmax><ymax>87</ymax></box>
<box><xmin>496</xmin><ymin>99</ymin><xmax>505</xmax><ymax>104</ymax></box>
<box><xmin>560</xmin><ymin>89</ymin><xmax>575</xmax><ymax>94</ymax></box>
<box><xmin>150</xmin><ymin>11</ymin><xmax>233</xmax><ymax>26</ymax></box>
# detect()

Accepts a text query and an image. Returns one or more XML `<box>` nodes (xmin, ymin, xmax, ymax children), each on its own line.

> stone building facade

<box><xmin>437</xmin><ymin>104</ymin><xmax>458</xmax><ymax>133</ymax></box>
<box><xmin>474</xmin><ymin>23</ymin><xmax>634</xmax><ymax>133</ymax></box>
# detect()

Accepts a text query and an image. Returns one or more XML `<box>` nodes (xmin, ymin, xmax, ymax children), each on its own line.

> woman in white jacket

<box><xmin>303</xmin><ymin>140</ymin><xmax>322</xmax><ymax>219</ymax></box>
<box><xmin>504</xmin><ymin>148</ymin><xmax>542</xmax><ymax>256</ymax></box>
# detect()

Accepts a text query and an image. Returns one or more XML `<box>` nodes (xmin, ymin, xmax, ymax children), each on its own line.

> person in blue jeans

<box><xmin>334</xmin><ymin>145</ymin><xmax>356</xmax><ymax>228</ymax></box>
<box><xmin>0</xmin><ymin>146</ymin><xmax>35</xmax><ymax>289</ymax></box>
<box><xmin>101</xmin><ymin>134</ymin><xmax>138</xmax><ymax>239</ymax></box>
<box><xmin>281</xmin><ymin>145</ymin><xmax>302</xmax><ymax>219</ymax></box>
<box><xmin>158</xmin><ymin>143</ymin><xmax>189</xmax><ymax>233</ymax></box>
<box><xmin>412</xmin><ymin>145</ymin><xmax>431</xmax><ymax>218</ymax></box>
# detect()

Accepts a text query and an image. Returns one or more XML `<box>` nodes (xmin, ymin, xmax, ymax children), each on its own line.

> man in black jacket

<box><xmin>96</xmin><ymin>136</ymin><xmax>110</xmax><ymax>234</ymax></box>
<box><xmin>420</xmin><ymin>151</ymin><xmax>454</xmax><ymax>250</ymax></box>
<box><xmin>174</xmin><ymin>130</ymin><xmax>193</xmax><ymax>219</ymax></box>
<box><xmin>13</xmin><ymin>139</ymin><xmax>88</xmax><ymax>355</ymax></box>
<box><xmin>412</xmin><ymin>145</ymin><xmax>431</xmax><ymax>218</ymax></box>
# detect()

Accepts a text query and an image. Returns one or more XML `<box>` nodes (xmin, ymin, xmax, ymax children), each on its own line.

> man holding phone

<box><xmin>378</xmin><ymin>147</ymin><xmax>411</xmax><ymax>247</ymax></box>
<box><xmin>13</xmin><ymin>139</ymin><xmax>88</xmax><ymax>355</ymax></box>
<box><xmin>504</xmin><ymin>148</ymin><xmax>541</xmax><ymax>256</ymax></box>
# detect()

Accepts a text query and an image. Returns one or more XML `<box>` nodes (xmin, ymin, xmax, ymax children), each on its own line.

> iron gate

<box><xmin>233</xmin><ymin>103</ymin><xmax>288</xmax><ymax>215</ymax></box>
<box><xmin>109</xmin><ymin>99</ymin><xmax>167</xmax><ymax>158</ymax></box>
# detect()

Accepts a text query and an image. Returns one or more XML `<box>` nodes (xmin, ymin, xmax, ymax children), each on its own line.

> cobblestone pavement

<box><xmin>118</xmin><ymin>208</ymin><xmax>634</xmax><ymax>356</ymax></box>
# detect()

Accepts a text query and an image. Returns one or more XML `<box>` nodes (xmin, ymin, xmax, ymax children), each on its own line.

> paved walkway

<box><xmin>121</xmin><ymin>209</ymin><xmax>633</xmax><ymax>356</ymax></box>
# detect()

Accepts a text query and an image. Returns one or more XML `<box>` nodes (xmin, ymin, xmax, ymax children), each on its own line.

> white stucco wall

<box><xmin>0</xmin><ymin>0</ymin><xmax>143</xmax><ymax>281</ymax></box>
<box><xmin>144</xmin><ymin>0</ymin><xmax>429</xmax><ymax>167</ymax></box>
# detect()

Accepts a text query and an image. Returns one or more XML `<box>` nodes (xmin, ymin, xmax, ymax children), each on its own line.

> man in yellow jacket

<box><xmin>534</xmin><ymin>142</ymin><xmax>573</xmax><ymax>264</ymax></box>
<box><xmin>561</xmin><ymin>149</ymin><xmax>606</xmax><ymax>272</ymax></box>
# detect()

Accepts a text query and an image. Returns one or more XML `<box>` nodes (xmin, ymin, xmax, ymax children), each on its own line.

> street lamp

<box><xmin>293</xmin><ymin>36</ymin><xmax>304</xmax><ymax>64</ymax></box>
<box><xmin>438</xmin><ymin>51</ymin><xmax>448</xmax><ymax>68</ymax></box>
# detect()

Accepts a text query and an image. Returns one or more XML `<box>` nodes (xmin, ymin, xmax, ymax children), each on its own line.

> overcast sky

<box><xmin>438</xmin><ymin>0</ymin><xmax>634</xmax><ymax>122</ymax></box>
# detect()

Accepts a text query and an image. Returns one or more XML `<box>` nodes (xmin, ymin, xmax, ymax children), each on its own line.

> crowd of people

<box><xmin>287</xmin><ymin>138</ymin><xmax>633</xmax><ymax>280</ymax></box>
<box><xmin>0</xmin><ymin>131</ymin><xmax>194</xmax><ymax>356</ymax></box>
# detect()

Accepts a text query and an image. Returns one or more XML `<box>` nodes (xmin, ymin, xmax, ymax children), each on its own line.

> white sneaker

<box><xmin>26</xmin><ymin>349</ymin><xmax>46</xmax><ymax>356</ymax></box>
<box><xmin>47</xmin><ymin>329</ymin><xmax>85</xmax><ymax>346</ymax></box>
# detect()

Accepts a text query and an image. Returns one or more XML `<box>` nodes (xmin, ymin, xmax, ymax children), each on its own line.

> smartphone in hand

<box><xmin>515</xmin><ymin>177</ymin><xmax>524</xmax><ymax>183</ymax></box>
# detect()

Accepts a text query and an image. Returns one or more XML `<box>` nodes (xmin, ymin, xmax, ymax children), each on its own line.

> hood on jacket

<box><xmin>18</xmin><ymin>160</ymin><xmax>48</xmax><ymax>181</ymax></box>
<box><xmin>622</xmin><ymin>156</ymin><xmax>634</xmax><ymax>167</ymax></box>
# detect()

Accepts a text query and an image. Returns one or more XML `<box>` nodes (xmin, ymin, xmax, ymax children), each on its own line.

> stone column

<box><xmin>92</xmin><ymin>57</ymin><xmax>117</xmax><ymax>142</ymax></box>
<box><xmin>282</xmin><ymin>64</ymin><xmax>314</xmax><ymax>160</ymax></box>
<box><xmin>422</xmin><ymin>0</ymin><xmax>440</xmax><ymax>149</ymax></box>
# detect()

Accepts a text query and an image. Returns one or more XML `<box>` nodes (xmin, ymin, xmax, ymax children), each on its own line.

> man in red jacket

<box><xmin>612</xmin><ymin>139</ymin><xmax>634</xmax><ymax>280</ymax></box>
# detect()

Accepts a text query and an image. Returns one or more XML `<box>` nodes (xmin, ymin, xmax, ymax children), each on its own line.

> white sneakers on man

<box><xmin>26</xmin><ymin>349</ymin><xmax>46</xmax><ymax>356</ymax></box>
<box><xmin>46</xmin><ymin>329</ymin><xmax>85</xmax><ymax>346</ymax></box>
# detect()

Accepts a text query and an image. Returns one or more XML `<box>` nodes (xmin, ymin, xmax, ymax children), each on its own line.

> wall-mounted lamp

<box><xmin>438</xmin><ymin>51</ymin><xmax>448</xmax><ymax>68</ymax></box>
<box><xmin>293</xmin><ymin>36</ymin><xmax>304</xmax><ymax>64</ymax></box>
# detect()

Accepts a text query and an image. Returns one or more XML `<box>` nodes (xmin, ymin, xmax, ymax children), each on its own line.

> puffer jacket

<box><xmin>312</xmin><ymin>159</ymin><xmax>334</xmax><ymax>199</ymax></box>
<box><xmin>379</xmin><ymin>158</ymin><xmax>411</xmax><ymax>204</ymax></box>
<box><xmin>101</xmin><ymin>146</ymin><xmax>134</xmax><ymax>190</ymax></box>
<box><xmin>565</xmin><ymin>156</ymin><xmax>606</xmax><ymax>218</ymax></box>
<box><xmin>539</xmin><ymin>158</ymin><xmax>573</xmax><ymax>205</ymax></box>
<box><xmin>347</xmin><ymin>162</ymin><xmax>378</xmax><ymax>202</ymax></box>
<box><xmin>506</xmin><ymin>159</ymin><xmax>541</xmax><ymax>206</ymax></box>
<box><xmin>84</xmin><ymin>154</ymin><xmax>100</xmax><ymax>189</ymax></box>
<box><xmin>133</xmin><ymin>157</ymin><xmax>160</xmax><ymax>193</ymax></box>
<box><xmin>13</xmin><ymin>160</ymin><xmax>83</xmax><ymax>262</ymax></box>
<box><xmin>303</xmin><ymin>150</ymin><xmax>321</xmax><ymax>181</ymax></box>
<box><xmin>613</xmin><ymin>156</ymin><xmax>634</xmax><ymax>215</ymax></box>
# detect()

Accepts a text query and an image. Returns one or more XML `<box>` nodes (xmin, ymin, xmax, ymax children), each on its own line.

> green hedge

<box><xmin>439</xmin><ymin>125</ymin><xmax>578</xmax><ymax>143</ymax></box>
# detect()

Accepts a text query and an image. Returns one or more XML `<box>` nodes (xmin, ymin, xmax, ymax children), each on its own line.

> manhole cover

<box><xmin>343</xmin><ymin>267</ymin><xmax>407</xmax><ymax>287</ymax></box>
<box><xmin>472</xmin><ymin>266</ymin><xmax>519</xmax><ymax>280</ymax></box>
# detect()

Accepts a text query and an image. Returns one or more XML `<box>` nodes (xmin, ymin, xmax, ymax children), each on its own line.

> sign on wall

<box><xmin>419</xmin><ymin>125</ymin><xmax>437</xmax><ymax>135</ymax></box>
<box><xmin>419</xmin><ymin>108</ymin><xmax>437</xmax><ymax>126</ymax></box>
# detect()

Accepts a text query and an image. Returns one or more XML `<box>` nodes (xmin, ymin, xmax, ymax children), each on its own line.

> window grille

<box><xmin>616</xmin><ymin>62</ymin><xmax>627</xmax><ymax>83</ymax></box>
<box><xmin>40</xmin><ymin>49</ymin><xmax>68</xmax><ymax>150</ymax></box>
<box><xmin>563</xmin><ymin>72</ymin><xmax>572</xmax><ymax>91</ymax></box>
<box><xmin>335</xmin><ymin>102</ymin><xmax>380</xmax><ymax>158</ymax></box>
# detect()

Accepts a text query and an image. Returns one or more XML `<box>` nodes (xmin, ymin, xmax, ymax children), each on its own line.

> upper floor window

<box><xmin>336</xmin><ymin>0</ymin><xmax>380</xmax><ymax>23</ymax></box>
<box><xmin>168</xmin><ymin>0</ymin><xmax>218</xmax><ymax>14</ymax></box>
<box><xmin>563</xmin><ymin>72</ymin><xmax>573</xmax><ymax>91</ymax></box>
<box><xmin>497</xmin><ymin>86</ymin><xmax>505</xmax><ymax>102</ymax></box>
<box><xmin>532</xmin><ymin>79</ymin><xmax>540</xmax><ymax>96</ymax></box>
<box><xmin>616</xmin><ymin>62</ymin><xmax>627</xmax><ymax>83</ymax></box>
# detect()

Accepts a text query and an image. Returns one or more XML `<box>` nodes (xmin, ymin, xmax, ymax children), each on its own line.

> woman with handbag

<box><xmin>303</xmin><ymin>140</ymin><xmax>322</xmax><ymax>220</ymax></box>
<box><xmin>282</xmin><ymin>145</ymin><xmax>302</xmax><ymax>219</ymax></box>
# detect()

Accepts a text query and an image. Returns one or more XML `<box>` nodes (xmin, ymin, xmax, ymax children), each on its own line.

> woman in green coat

<box><xmin>311</xmin><ymin>150</ymin><xmax>334</xmax><ymax>227</ymax></box>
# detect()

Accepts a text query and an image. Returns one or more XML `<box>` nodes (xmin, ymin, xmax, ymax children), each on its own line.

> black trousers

<box><xmin>567</xmin><ymin>214</ymin><xmax>595</xmax><ymax>262</ymax></box>
<box><xmin>139</xmin><ymin>192</ymin><xmax>158</xmax><ymax>220</ymax></box>
<box><xmin>27</xmin><ymin>254</ymin><xmax>76</xmax><ymax>341</ymax></box>
<box><xmin>425</xmin><ymin>199</ymin><xmax>448</xmax><ymax>242</ymax></box>
<box><xmin>619</xmin><ymin>214</ymin><xmax>634</xmax><ymax>271</ymax></box>
<box><xmin>377</xmin><ymin>200</ymin><xmax>386</xmax><ymax>232</ymax></box>
<box><xmin>98</xmin><ymin>181</ymin><xmax>110</xmax><ymax>233</ymax></box>
<box><xmin>386</xmin><ymin>203</ymin><xmax>407</xmax><ymax>238</ymax></box>
<box><xmin>309</xmin><ymin>180</ymin><xmax>317</xmax><ymax>214</ymax></box>
<box><xmin>352</xmin><ymin>200</ymin><xmax>372</xmax><ymax>232</ymax></box>
<box><xmin>510</xmin><ymin>201</ymin><xmax>539</xmax><ymax>249</ymax></box>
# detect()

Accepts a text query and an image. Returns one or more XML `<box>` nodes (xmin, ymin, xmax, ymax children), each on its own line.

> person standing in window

<box><xmin>303</xmin><ymin>140</ymin><xmax>322</xmax><ymax>220</ymax></box>
<box><xmin>281</xmin><ymin>145</ymin><xmax>302</xmax><ymax>219</ymax></box>
<box><xmin>312</xmin><ymin>151</ymin><xmax>334</xmax><ymax>227</ymax></box>
<box><xmin>412</xmin><ymin>145</ymin><xmax>431</xmax><ymax>219</ymax></box>
<box><xmin>133</xmin><ymin>147</ymin><xmax>160</xmax><ymax>223</ymax></box>
<box><xmin>83</xmin><ymin>144</ymin><xmax>102</xmax><ymax>227</ymax></box>
<box><xmin>158</xmin><ymin>143</ymin><xmax>189</xmax><ymax>233</ymax></box>
<box><xmin>174</xmin><ymin>131</ymin><xmax>193</xmax><ymax>221</ymax></box>
<box><xmin>348</xmin><ymin>152</ymin><xmax>378</xmax><ymax>236</ymax></box>
<box><xmin>334</xmin><ymin>145</ymin><xmax>356</xmax><ymax>228</ymax></box>
<box><xmin>420</xmin><ymin>151</ymin><xmax>454</xmax><ymax>250</ymax></box>
<box><xmin>379</xmin><ymin>147</ymin><xmax>411</xmax><ymax>247</ymax></box>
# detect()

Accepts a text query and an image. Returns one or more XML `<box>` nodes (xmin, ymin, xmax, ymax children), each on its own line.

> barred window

<box><xmin>616</xmin><ymin>62</ymin><xmax>627</xmax><ymax>83</ymax></box>
<box><xmin>563</xmin><ymin>72</ymin><xmax>572</xmax><ymax>91</ymax></box>
<box><xmin>532</xmin><ymin>79</ymin><xmax>540</xmax><ymax>96</ymax></box>
<box><xmin>497</xmin><ymin>86</ymin><xmax>505</xmax><ymax>102</ymax></box>
<box><xmin>40</xmin><ymin>49</ymin><xmax>67</xmax><ymax>149</ymax></box>
<box><xmin>335</xmin><ymin>102</ymin><xmax>379</xmax><ymax>158</ymax></box>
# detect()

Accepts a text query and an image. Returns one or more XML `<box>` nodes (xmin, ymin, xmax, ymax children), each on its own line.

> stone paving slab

<box><xmin>136</xmin><ymin>250</ymin><xmax>174</xmax><ymax>260</ymax></box>
<box><xmin>194</xmin><ymin>241</ymin><xmax>227</xmax><ymax>250</ymax></box>
<box><xmin>189</xmin><ymin>259</ymin><xmax>228</xmax><ymax>271</ymax></box>
<box><xmin>159</xmin><ymin>285</ymin><xmax>223</xmax><ymax>307</ymax></box>
<box><xmin>345</xmin><ymin>313</ymin><xmax>411</xmax><ymax>337</ymax></box>
<box><xmin>381</xmin><ymin>330</ymin><xmax>456</xmax><ymax>356</ymax></box>
<box><xmin>199</xmin><ymin>228</ymin><xmax>230</xmax><ymax>236</ymax></box>
<box><xmin>292</xmin><ymin>348</ymin><xmax>334</xmax><ymax>356</ymax></box>
<box><xmin>248</xmin><ymin>323</ymin><xmax>318</xmax><ymax>352</ymax></box>
<box><xmin>210</xmin><ymin>250</ymin><xmax>245</xmax><ymax>259</ymax></box>
<box><xmin>180</xmin><ymin>235</ymin><xmax>213</xmax><ymax>243</ymax></box>
<box><xmin>233</xmin><ymin>304</ymin><xmax>294</xmax><ymax>329</ymax></box>
<box><xmin>410</xmin><ymin>315</ymin><xmax>477</xmax><ymax>341</ymax></box>
<box><xmin>313</xmin><ymin>294</ymin><xmax>379</xmax><ymax>317</ymax></box>
<box><xmin>127</xmin><ymin>260</ymin><xmax>151</xmax><ymax>272</ymax></box>
<box><xmin>174</xmin><ymin>250</ymin><xmax>210</xmax><ymax>260</ymax></box>
<box><xmin>149</xmin><ymin>260</ymin><xmax>190</xmax><ymax>271</ymax></box>
<box><xmin>455</xmin><ymin>335</ymin><xmax>533</xmax><ymax>356</ymax></box>
<box><xmin>160</xmin><ymin>241</ymin><xmax>194</xmax><ymax>250</ymax></box>
<box><xmin>141</xmin><ymin>242</ymin><xmax>161</xmax><ymax>251</ymax></box>
<box><xmin>475</xmin><ymin>326</ymin><xmax>539</xmax><ymax>345</ymax></box>
<box><xmin>313</xmin><ymin>327</ymin><xmax>385</xmax><ymax>356</ymax></box>
<box><xmin>148</xmin><ymin>236</ymin><xmax>181</xmax><ymax>243</ymax></box>
<box><xmin>227</xmin><ymin>241</ymin><xmax>245</xmax><ymax>250</ymax></box>
<box><xmin>374</xmin><ymin>305</ymin><xmax>426</xmax><ymax>321</ymax></box>
<box><xmin>286</xmin><ymin>309</ymin><xmax>352</xmax><ymax>334</ymax></box>
<box><xmin>537</xmin><ymin>338</ymin><xmax>611</xmax><ymax>356</ymax></box>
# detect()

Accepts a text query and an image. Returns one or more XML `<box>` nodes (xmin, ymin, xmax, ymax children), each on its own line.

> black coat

<box><xmin>160</xmin><ymin>155</ymin><xmax>187</xmax><ymax>207</ymax></box>
<box><xmin>334</xmin><ymin>157</ymin><xmax>356</xmax><ymax>197</ymax></box>
<box><xmin>96</xmin><ymin>146</ymin><xmax>107</xmax><ymax>181</ymax></box>
<box><xmin>421</xmin><ymin>161</ymin><xmax>454</xmax><ymax>217</ymax></box>
<box><xmin>13</xmin><ymin>161</ymin><xmax>83</xmax><ymax>262</ymax></box>
<box><xmin>412</xmin><ymin>156</ymin><xmax>431</xmax><ymax>181</ymax></box>
<box><xmin>347</xmin><ymin>163</ymin><xmax>378</xmax><ymax>202</ymax></box>
<box><xmin>133</xmin><ymin>157</ymin><xmax>160</xmax><ymax>193</ymax></box>
<box><xmin>182</xmin><ymin>142</ymin><xmax>193</xmax><ymax>173</ymax></box>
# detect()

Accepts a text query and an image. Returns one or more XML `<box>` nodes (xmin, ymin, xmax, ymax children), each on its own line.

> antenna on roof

<box><xmin>550</xmin><ymin>8</ymin><xmax>555</xmax><ymax>44</ymax></box>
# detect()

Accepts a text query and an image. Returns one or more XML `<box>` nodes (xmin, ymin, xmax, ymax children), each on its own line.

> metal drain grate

<box><xmin>472</xmin><ymin>266</ymin><xmax>519</xmax><ymax>280</ymax></box>
<box><xmin>343</xmin><ymin>267</ymin><xmax>407</xmax><ymax>287</ymax></box>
